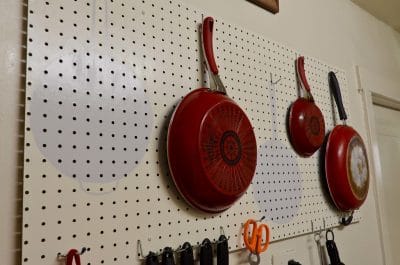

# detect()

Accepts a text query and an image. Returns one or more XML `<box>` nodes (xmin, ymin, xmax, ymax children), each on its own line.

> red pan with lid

<box><xmin>324</xmin><ymin>72</ymin><xmax>369</xmax><ymax>224</ymax></box>
<box><xmin>167</xmin><ymin>17</ymin><xmax>257</xmax><ymax>213</ymax></box>
<box><xmin>288</xmin><ymin>57</ymin><xmax>325</xmax><ymax>157</ymax></box>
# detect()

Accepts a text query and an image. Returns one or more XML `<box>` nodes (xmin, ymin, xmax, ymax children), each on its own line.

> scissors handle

<box><xmin>243</xmin><ymin>219</ymin><xmax>258</xmax><ymax>252</ymax></box>
<box><xmin>243</xmin><ymin>220</ymin><xmax>270</xmax><ymax>254</ymax></box>
<box><xmin>256</xmin><ymin>224</ymin><xmax>270</xmax><ymax>254</ymax></box>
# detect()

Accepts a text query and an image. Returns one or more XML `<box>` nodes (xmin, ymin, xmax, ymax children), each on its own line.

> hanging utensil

<box><xmin>288</xmin><ymin>56</ymin><xmax>325</xmax><ymax>157</ymax></box>
<box><xmin>146</xmin><ymin>252</ymin><xmax>160</xmax><ymax>265</ymax></box>
<box><xmin>314</xmin><ymin>231</ymin><xmax>328</xmax><ymax>265</ymax></box>
<box><xmin>200</xmin><ymin>238</ymin><xmax>213</xmax><ymax>265</ymax></box>
<box><xmin>162</xmin><ymin>247</ymin><xmax>176</xmax><ymax>265</ymax></box>
<box><xmin>243</xmin><ymin>218</ymin><xmax>270</xmax><ymax>256</ymax></box>
<box><xmin>325</xmin><ymin>229</ymin><xmax>345</xmax><ymax>265</ymax></box>
<box><xmin>180</xmin><ymin>242</ymin><xmax>194</xmax><ymax>265</ymax></box>
<box><xmin>217</xmin><ymin>235</ymin><xmax>229</xmax><ymax>265</ymax></box>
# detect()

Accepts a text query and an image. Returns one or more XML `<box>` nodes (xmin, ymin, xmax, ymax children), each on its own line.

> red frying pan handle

<box><xmin>202</xmin><ymin>17</ymin><xmax>219</xmax><ymax>75</ymax></box>
<box><xmin>296</xmin><ymin>56</ymin><xmax>311</xmax><ymax>93</ymax></box>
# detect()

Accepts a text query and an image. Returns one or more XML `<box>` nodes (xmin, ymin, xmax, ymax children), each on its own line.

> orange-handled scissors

<box><xmin>243</xmin><ymin>219</ymin><xmax>270</xmax><ymax>254</ymax></box>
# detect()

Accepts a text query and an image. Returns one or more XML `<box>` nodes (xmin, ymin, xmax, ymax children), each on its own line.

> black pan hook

<box><xmin>339</xmin><ymin>211</ymin><xmax>354</xmax><ymax>226</ymax></box>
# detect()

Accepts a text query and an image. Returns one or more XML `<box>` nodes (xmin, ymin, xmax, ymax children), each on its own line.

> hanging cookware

<box><xmin>167</xmin><ymin>17</ymin><xmax>257</xmax><ymax>212</ymax></box>
<box><xmin>324</xmin><ymin>72</ymin><xmax>369</xmax><ymax>218</ymax></box>
<box><xmin>288</xmin><ymin>56</ymin><xmax>325</xmax><ymax>157</ymax></box>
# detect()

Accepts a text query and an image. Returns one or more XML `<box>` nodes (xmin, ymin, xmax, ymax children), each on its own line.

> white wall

<box><xmin>1</xmin><ymin>0</ymin><xmax>399</xmax><ymax>264</ymax></box>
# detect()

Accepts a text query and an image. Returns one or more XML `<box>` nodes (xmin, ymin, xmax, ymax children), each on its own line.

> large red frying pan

<box><xmin>325</xmin><ymin>72</ymin><xmax>369</xmax><ymax>224</ymax></box>
<box><xmin>288</xmin><ymin>57</ymin><xmax>325</xmax><ymax>157</ymax></box>
<box><xmin>167</xmin><ymin>17</ymin><xmax>257</xmax><ymax>213</ymax></box>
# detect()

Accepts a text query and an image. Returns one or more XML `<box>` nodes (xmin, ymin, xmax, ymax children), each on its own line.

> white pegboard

<box><xmin>22</xmin><ymin>0</ymin><xmax>359</xmax><ymax>264</ymax></box>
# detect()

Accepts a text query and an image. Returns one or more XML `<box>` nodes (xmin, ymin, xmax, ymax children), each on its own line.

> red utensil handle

<box><xmin>296</xmin><ymin>56</ymin><xmax>311</xmax><ymax>93</ymax></box>
<box><xmin>66</xmin><ymin>249</ymin><xmax>81</xmax><ymax>265</ymax></box>
<box><xmin>202</xmin><ymin>17</ymin><xmax>219</xmax><ymax>75</ymax></box>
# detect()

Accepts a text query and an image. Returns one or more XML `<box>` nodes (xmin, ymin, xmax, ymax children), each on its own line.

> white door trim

<box><xmin>357</xmin><ymin>66</ymin><xmax>400</xmax><ymax>265</ymax></box>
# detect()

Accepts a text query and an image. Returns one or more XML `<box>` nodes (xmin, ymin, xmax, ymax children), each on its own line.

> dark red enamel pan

<box><xmin>288</xmin><ymin>57</ymin><xmax>325</xmax><ymax>157</ymax></box>
<box><xmin>167</xmin><ymin>17</ymin><xmax>257</xmax><ymax>213</ymax></box>
<box><xmin>325</xmin><ymin>72</ymin><xmax>369</xmax><ymax>224</ymax></box>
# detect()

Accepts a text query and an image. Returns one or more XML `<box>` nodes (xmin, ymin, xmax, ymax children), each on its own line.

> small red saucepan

<box><xmin>167</xmin><ymin>17</ymin><xmax>257</xmax><ymax>213</ymax></box>
<box><xmin>288</xmin><ymin>57</ymin><xmax>325</xmax><ymax>157</ymax></box>
<box><xmin>325</xmin><ymin>72</ymin><xmax>369</xmax><ymax>224</ymax></box>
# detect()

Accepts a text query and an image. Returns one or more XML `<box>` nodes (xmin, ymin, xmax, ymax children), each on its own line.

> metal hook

<box><xmin>269</xmin><ymin>73</ymin><xmax>281</xmax><ymax>85</ymax></box>
<box><xmin>311</xmin><ymin>220</ymin><xmax>322</xmax><ymax>243</ymax></box>
<box><xmin>311</xmin><ymin>219</ymin><xmax>326</xmax><ymax>235</ymax></box>
<box><xmin>57</xmin><ymin>247</ymin><xmax>86</xmax><ymax>259</ymax></box>
<box><xmin>215</xmin><ymin>226</ymin><xmax>230</xmax><ymax>243</ymax></box>
<box><xmin>269</xmin><ymin>72</ymin><xmax>282</xmax><ymax>85</ymax></box>
<box><xmin>242</xmin><ymin>216</ymin><xmax>266</xmax><ymax>228</ymax></box>
<box><xmin>340</xmin><ymin>211</ymin><xmax>354</xmax><ymax>226</ymax></box>
<box><xmin>137</xmin><ymin>240</ymin><xmax>147</xmax><ymax>258</ymax></box>
<box><xmin>220</xmin><ymin>226</ymin><xmax>225</xmax><ymax>236</ymax></box>
<box><xmin>258</xmin><ymin>216</ymin><xmax>266</xmax><ymax>222</ymax></box>
<box><xmin>273</xmin><ymin>77</ymin><xmax>282</xmax><ymax>85</ymax></box>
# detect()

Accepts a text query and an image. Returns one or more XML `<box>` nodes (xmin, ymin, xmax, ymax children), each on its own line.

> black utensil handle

<box><xmin>162</xmin><ymin>247</ymin><xmax>176</xmax><ymax>265</ymax></box>
<box><xmin>146</xmin><ymin>252</ymin><xmax>160</xmax><ymax>265</ymax></box>
<box><xmin>326</xmin><ymin>240</ymin><xmax>345</xmax><ymax>265</ymax></box>
<box><xmin>328</xmin><ymin>71</ymin><xmax>347</xmax><ymax>121</ymax></box>
<box><xmin>200</xmin><ymin>238</ymin><xmax>213</xmax><ymax>265</ymax></box>
<box><xmin>288</xmin><ymin>260</ymin><xmax>302</xmax><ymax>265</ymax></box>
<box><xmin>216</xmin><ymin>235</ymin><xmax>229</xmax><ymax>265</ymax></box>
<box><xmin>180</xmin><ymin>242</ymin><xmax>194</xmax><ymax>265</ymax></box>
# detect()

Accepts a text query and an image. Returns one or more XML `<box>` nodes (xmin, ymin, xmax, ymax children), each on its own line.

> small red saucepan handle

<box><xmin>328</xmin><ymin>72</ymin><xmax>347</xmax><ymax>121</ymax></box>
<box><xmin>296</xmin><ymin>56</ymin><xmax>311</xmax><ymax>93</ymax></box>
<box><xmin>66</xmin><ymin>249</ymin><xmax>81</xmax><ymax>265</ymax></box>
<box><xmin>202</xmin><ymin>17</ymin><xmax>219</xmax><ymax>75</ymax></box>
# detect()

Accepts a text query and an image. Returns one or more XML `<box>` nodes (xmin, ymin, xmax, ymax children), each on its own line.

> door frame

<box><xmin>357</xmin><ymin>66</ymin><xmax>400</xmax><ymax>265</ymax></box>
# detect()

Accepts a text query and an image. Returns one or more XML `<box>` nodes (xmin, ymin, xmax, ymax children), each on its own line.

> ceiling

<box><xmin>351</xmin><ymin>0</ymin><xmax>400</xmax><ymax>32</ymax></box>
